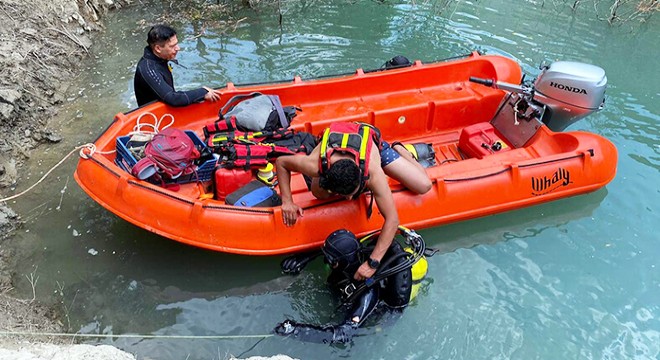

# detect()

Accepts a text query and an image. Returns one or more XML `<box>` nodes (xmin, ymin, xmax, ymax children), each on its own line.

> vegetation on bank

<box><xmin>155</xmin><ymin>0</ymin><xmax>657</xmax><ymax>31</ymax></box>
<box><xmin>541</xmin><ymin>0</ymin><xmax>658</xmax><ymax>24</ymax></box>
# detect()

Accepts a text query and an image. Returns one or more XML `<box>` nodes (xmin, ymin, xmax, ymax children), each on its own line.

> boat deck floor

<box><xmin>165</xmin><ymin>137</ymin><xmax>470</xmax><ymax>204</ymax></box>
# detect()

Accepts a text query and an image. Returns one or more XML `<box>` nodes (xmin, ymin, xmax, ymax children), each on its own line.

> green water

<box><xmin>7</xmin><ymin>1</ymin><xmax>659</xmax><ymax>359</ymax></box>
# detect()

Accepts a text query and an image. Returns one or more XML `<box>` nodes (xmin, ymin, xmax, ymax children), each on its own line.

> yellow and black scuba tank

<box><xmin>405</xmin><ymin>247</ymin><xmax>428</xmax><ymax>301</ymax></box>
<box><xmin>375</xmin><ymin>240</ymin><xmax>428</xmax><ymax>308</ymax></box>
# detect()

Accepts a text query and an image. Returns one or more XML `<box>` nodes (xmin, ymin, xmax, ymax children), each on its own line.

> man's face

<box><xmin>326</xmin><ymin>184</ymin><xmax>360</xmax><ymax>200</ymax></box>
<box><xmin>342</xmin><ymin>185</ymin><xmax>360</xmax><ymax>200</ymax></box>
<box><xmin>154</xmin><ymin>35</ymin><xmax>180</xmax><ymax>61</ymax></box>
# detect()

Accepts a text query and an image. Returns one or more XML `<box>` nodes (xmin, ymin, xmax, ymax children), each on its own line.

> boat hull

<box><xmin>74</xmin><ymin>52</ymin><xmax>617</xmax><ymax>255</ymax></box>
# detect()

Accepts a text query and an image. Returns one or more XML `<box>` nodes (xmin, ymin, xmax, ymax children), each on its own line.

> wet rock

<box><xmin>0</xmin><ymin>344</ymin><xmax>138</xmax><ymax>360</ymax></box>
<box><xmin>60</xmin><ymin>1</ymin><xmax>82</xmax><ymax>24</ymax></box>
<box><xmin>0</xmin><ymin>0</ymin><xmax>142</xmax><ymax>358</ymax></box>
<box><xmin>0</xmin><ymin>273</ymin><xmax>10</xmax><ymax>290</ymax></box>
<box><xmin>0</xmin><ymin>204</ymin><xmax>19</xmax><ymax>238</ymax></box>
<box><xmin>78</xmin><ymin>34</ymin><xmax>93</xmax><ymax>49</ymax></box>
<box><xmin>0</xmin><ymin>89</ymin><xmax>21</xmax><ymax>119</ymax></box>
<box><xmin>0</xmin><ymin>89</ymin><xmax>21</xmax><ymax>104</ymax></box>
<box><xmin>0</xmin><ymin>103</ymin><xmax>13</xmax><ymax>119</ymax></box>
<box><xmin>19</xmin><ymin>28</ymin><xmax>38</xmax><ymax>37</ymax></box>
<box><xmin>27</xmin><ymin>129</ymin><xmax>62</xmax><ymax>143</ymax></box>
<box><xmin>0</xmin><ymin>157</ymin><xmax>18</xmax><ymax>187</ymax></box>
<box><xmin>51</xmin><ymin>84</ymin><xmax>70</xmax><ymax>104</ymax></box>
<box><xmin>0</xmin><ymin>246</ymin><xmax>13</xmax><ymax>288</ymax></box>
<box><xmin>42</xmin><ymin>130</ymin><xmax>63</xmax><ymax>143</ymax></box>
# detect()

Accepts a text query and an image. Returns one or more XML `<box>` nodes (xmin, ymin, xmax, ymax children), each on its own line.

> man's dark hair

<box><xmin>147</xmin><ymin>25</ymin><xmax>177</xmax><ymax>47</ymax></box>
<box><xmin>320</xmin><ymin>159</ymin><xmax>361</xmax><ymax>195</ymax></box>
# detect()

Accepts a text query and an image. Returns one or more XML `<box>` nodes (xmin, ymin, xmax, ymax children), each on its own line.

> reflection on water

<box><xmin>422</xmin><ymin>189</ymin><xmax>608</xmax><ymax>253</ymax></box>
<box><xmin>5</xmin><ymin>0</ymin><xmax>659</xmax><ymax>358</ymax></box>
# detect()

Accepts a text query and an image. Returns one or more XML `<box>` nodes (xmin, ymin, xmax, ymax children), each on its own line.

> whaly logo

<box><xmin>531</xmin><ymin>167</ymin><xmax>572</xmax><ymax>195</ymax></box>
<box><xmin>550</xmin><ymin>82</ymin><xmax>588</xmax><ymax>94</ymax></box>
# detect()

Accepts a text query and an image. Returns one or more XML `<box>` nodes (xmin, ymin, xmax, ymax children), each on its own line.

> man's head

<box><xmin>319</xmin><ymin>159</ymin><xmax>361</xmax><ymax>198</ymax></box>
<box><xmin>147</xmin><ymin>25</ymin><xmax>179</xmax><ymax>61</ymax></box>
<box><xmin>322</xmin><ymin>229</ymin><xmax>362</xmax><ymax>274</ymax></box>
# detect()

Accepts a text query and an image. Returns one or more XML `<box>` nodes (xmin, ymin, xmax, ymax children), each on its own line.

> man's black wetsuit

<box><xmin>133</xmin><ymin>46</ymin><xmax>208</xmax><ymax>107</ymax></box>
<box><xmin>275</xmin><ymin>235</ymin><xmax>419</xmax><ymax>344</ymax></box>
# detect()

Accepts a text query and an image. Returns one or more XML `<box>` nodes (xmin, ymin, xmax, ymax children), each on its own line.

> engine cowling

<box><xmin>533</xmin><ymin>61</ymin><xmax>607</xmax><ymax>131</ymax></box>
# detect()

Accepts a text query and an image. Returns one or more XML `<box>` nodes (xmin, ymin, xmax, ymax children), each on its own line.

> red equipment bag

<box><xmin>203</xmin><ymin>116</ymin><xmax>239</xmax><ymax>138</ymax></box>
<box><xmin>206</xmin><ymin>128</ymin><xmax>295</xmax><ymax>148</ymax></box>
<box><xmin>219</xmin><ymin>142</ymin><xmax>295</xmax><ymax>170</ymax></box>
<box><xmin>134</xmin><ymin>128</ymin><xmax>201</xmax><ymax>180</ymax></box>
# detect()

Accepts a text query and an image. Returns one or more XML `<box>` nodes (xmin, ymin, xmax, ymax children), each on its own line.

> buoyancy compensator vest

<box><xmin>318</xmin><ymin>122</ymin><xmax>382</xmax><ymax>195</ymax></box>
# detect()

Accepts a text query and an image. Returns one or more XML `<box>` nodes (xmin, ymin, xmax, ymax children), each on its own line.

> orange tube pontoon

<box><xmin>74</xmin><ymin>52</ymin><xmax>617</xmax><ymax>255</ymax></box>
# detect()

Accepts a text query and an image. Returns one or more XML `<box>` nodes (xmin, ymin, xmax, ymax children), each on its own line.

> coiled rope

<box><xmin>127</xmin><ymin>112</ymin><xmax>174</xmax><ymax>139</ymax></box>
<box><xmin>0</xmin><ymin>143</ymin><xmax>111</xmax><ymax>203</ymax></box>
<box><xmin>0</xmin><ymin>331</ymin><xmax>273</xmax><ymax>340</ymax></box>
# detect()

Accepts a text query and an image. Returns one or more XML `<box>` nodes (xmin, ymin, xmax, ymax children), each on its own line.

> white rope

<box><xmin>0</xmin><ymin>144</ymin><xmax>112</xmax><ymax>203</ymax></box>
<box><xmin>513</xmin><ymin>98</ymin><xmax>522</xmax><ymax>126</ymax></box>
<box><xmin>126</xmin><ymin>112</ymin><xmax>175</xmax><ymax>138</ymax></box>
<box><xmin>0</xmin><ymin>330</ymin><xmax>273</xmax><ymax>340</ymax></box>
<box><xmin>1</xmin><ymin>113</ymin><xmax>174</xmax><ymax>203</ymax></box>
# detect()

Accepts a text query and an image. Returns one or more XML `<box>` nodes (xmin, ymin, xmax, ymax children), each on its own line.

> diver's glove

<box><xmin>274</xmin><ymin>319</ymin><xmax>298</xmax><ymax>336</ymax></box>
<box><xmin>280</xmin><ymin>251</ymin><xmax>322</xmax><ymax>274</ymax></box>
<box><xmin>274</xmin><ymin>319</ymin><xmax>356</xmax><ymax>344</ymax></box>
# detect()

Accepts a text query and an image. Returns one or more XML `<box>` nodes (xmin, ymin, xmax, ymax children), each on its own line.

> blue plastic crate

<box><xmin>115</xmin><ymin>130</ymin><xmax>216</xmax><ymax>183</ymax></box>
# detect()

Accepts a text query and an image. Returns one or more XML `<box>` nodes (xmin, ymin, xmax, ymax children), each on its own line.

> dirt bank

<box><xmin>0</xmin><ymin>0</ymin><xmax>298</xmax><ymax>357</ymax></box>
<box><xmin>0</xmin><ymin>0</ymin><xmax>133</xmax><ymax>355</ymax></box>
<box><xmin>0</xmin><ymin>0</ymin><xmax>125</xmax><ymax>225</ymax></box>
<box><xmin>0</xmin><ymin>0</ymin><xmax>112</xmax><ymax>186</ymax></box>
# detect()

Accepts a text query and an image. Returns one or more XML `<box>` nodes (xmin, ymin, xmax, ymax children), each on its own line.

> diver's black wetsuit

<box><xmin>275</xmin><ymin>240</ymin><xmax>413</xmax><ymax>344</ymax></box>
<box><xmin>133</xmin><ymin>46</ymin><xmax>208</xmax><ymax>107</ymax></box>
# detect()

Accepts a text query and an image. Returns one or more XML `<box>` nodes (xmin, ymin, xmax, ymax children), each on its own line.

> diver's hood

<box><xmin>322</xmin><ymin>229</ymin><xmax>362</xmax><ymax>273</ymax></box>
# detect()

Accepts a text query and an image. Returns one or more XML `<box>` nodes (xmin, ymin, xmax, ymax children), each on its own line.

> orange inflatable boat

<box><xmin>74</xmin><ymin>52</ymin><xmax>617</xmax><ymax>255</ymax></box>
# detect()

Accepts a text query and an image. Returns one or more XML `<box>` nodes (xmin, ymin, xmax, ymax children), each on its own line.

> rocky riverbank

<box><xmin>0</xmin><ymin>0</ymin><xmax>134</xmax><ymax>354</ymax></box>
<box><xmin>0</xmin><ymin>0</ymin><xmax>119</xmax><ymax>231</ymax></box>
<box><xmin>0</xmin><ymin>0</ymin><xmax>110</xmax><ymax>188</ymax></box>
<box><xmin>0</xmin><ymin>0</ymin><xmax>298</xmax><ymax>357</ymax></box>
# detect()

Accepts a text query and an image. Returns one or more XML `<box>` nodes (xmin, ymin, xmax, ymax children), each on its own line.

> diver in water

<box><xmin>274</xmin><ymin>227</ymin><xmax>431</xmax><ymax>344</ymax></box>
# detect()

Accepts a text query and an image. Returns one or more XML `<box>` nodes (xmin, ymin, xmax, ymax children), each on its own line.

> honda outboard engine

<box><xmin>533</xmin><ymin>61</ymin><xmax>607</xmax><ymax>131</ymax></box>
<box><xmin>469</xmin><ymin>60</ymin><xmax>607</xmax><ymax>147</ymax></box>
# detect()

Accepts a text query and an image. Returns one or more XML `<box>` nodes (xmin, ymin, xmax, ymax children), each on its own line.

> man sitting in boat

<box><xmin>275</xmin><ymin>228</ymin><xmax>428</xmax><ymax>344</ymax></box>
<box><xmin>133</xmin><ymin>24</ymin><xmax>222</xmax><ymax>107</ymax></box>
<box><xmin>275</xmin><ymin>122</ymin><xmax>432</xmax><ymax>283</ymax></box>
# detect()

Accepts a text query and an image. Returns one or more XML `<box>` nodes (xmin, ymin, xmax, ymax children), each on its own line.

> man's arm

<box><xmin>274</xmin><ymin>320</ymin><xmax>356</xmax><ymax>344</ymax></box>
<box><xmin>310</xmin><ymin>177</ymin><xmax>332</xmax><ymax>199</ymax></box>
<box><xmin>161</xmin><ymin>87</ymin><xmax>209</xmax><ymax>107</ymax></box>
<box><xmin>275</xmin><ymin>145</ymin><xmax>325</xmax><ymax>226</ymax></box>
<box><xmin>274</xmin><ymin>287</ymin><xmax>379</xmax><ymax>344</ymax></box>
<box><xmin>139</xmin><ymin>61</ymin><xmax>211</xmax><ymax>107</ymax></box>
<box><xmin>354</xmin><ymin>164</ymin><xmax>399</xmax><ymax>281</ymax></box>
<box><xmin>275</xmin><ymin>154</ymin><xmax>314</xmax><ymax>226</ymax></box>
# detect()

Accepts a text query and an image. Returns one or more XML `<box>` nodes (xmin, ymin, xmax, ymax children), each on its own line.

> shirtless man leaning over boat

<box><xmin>275</xmin><ymin>122</ymin><xmax>432</xmax><ymax>282</ymax></box>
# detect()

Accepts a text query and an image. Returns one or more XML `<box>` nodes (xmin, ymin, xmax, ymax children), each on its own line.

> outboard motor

<box><xmin>533</xmin><ymin>61</ymin><xmax>607</xmax><ymax>131</ymax></box>
<box><xmin>469</xmin><ymin>60</ymin><xmax>607</xmax><ymax>147</ymax></box>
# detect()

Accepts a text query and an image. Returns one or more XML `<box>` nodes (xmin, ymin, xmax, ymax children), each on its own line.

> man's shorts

<box><xmin>380</xmin><ymin>141</ymin><xmax>401</xmax><ymax>168</ymax></box>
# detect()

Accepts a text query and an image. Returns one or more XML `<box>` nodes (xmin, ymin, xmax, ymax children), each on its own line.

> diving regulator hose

<box><xmin>343</xmin><ymin>226</ymin><xmax>430</xmax><ymax>305</ymax></box>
